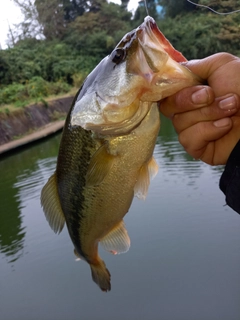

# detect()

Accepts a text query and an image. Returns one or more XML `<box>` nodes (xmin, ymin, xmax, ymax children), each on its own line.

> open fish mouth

<box><xmin>137</xmin><ymin>16</ymin><xmax>187</xmax><ymax>63</ymax></box>
<box><xmin>130</xmin><ymin>16</ymin><xmax>202</xmax><ymax>99</ymax></box>
<box><xmin>131</xmin><ymin>16</ymin><xmax>188</xmax><ymax>80</ymax></box>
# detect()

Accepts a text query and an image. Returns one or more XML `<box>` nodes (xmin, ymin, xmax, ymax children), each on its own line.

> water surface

<box><xmin>1</xmin><ymin>116</ymin><xmax>240</xmax><ymax>320</ymax></box>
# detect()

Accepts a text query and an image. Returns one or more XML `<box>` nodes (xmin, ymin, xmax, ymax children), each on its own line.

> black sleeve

<box><xmin>219</xmin><ymin>140</ymin><xmax>240</xmax><ymax>214</ymax></box>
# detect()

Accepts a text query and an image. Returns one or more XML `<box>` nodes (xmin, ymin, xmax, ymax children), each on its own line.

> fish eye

<box><xmin>111</xmin><ymin>49</ymin><xmax>126</xmax><ymax>65</ymax></box>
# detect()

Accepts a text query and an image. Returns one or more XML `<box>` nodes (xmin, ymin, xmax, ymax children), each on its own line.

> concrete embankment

<box><xmin>0</xmin><ymin>96</ymin><xmax>74</xmax><ymax>154</ymax></box>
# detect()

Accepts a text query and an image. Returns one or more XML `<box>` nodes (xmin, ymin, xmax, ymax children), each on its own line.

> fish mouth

<box><xmin>71</xmin><ymin>17</ymin><xmax>203</xmax><ymax>133</ymax></box>
<box><xmin>139</xmin><ymin>16</ymin><xmax>187</xmax><ymax>63</ymax></box>
<box><xmin>135</xmin><ymin>16</ymin><xmax>187</xmax><ymax>74</ymax></box>
<box><xmin>128</xmin><ymin>16</ymin><xmax>202</xmax><ymax>100</ymax></box>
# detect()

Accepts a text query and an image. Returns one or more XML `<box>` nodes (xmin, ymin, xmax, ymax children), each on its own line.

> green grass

<box><xmin>0</xmin><ymin>82</ymin><xmax>79</xmax><ymax>115</ymax></box>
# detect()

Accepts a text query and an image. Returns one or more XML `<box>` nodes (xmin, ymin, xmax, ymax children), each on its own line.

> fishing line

<box><xmin>186</xmin><ymin>0</ymin><xmax>240</xmax><ymax>15</ymax></box>
<box><xmin>144</xmin><ymin>0</ymin><xmax>149</xmax><ymax>16</ymax></box>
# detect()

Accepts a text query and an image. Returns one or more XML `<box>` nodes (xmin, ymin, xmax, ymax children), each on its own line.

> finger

<box><xmin>185</xmin><ymin>53</ymin><xmax>239</xmax><ymax>80</ymax></box>
<box><xmin>159</xmin><ymin>85</ymin><xmax>215</xmax><ymax>118</ymax></box>
<box><xmin>172</xmin><ymin>94</ymin><xmax>240</xmax><ymax>133</ymax></box>
<box><xmin>178</xmin><ymin>117</ymin><xmax>233</xmax><ymax>165</ymax></box>
<box><xmin>215</xmin><ymin>114</ymin><xmax>240</xmax><ymax>161</ymax></box>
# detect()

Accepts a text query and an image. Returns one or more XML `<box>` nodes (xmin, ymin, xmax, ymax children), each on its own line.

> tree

<box><xmin>133</xmin><ymin>0</ymin><xmax>159</xmax><ymax>25</ymax></box>
<box><xmin>121</xmin><ymin>0</ymin><xmax>129</xmax><ymax>10</ymax></box>
<box><xmin>198</xmin><ymin>0</ymin><xmax>240</xmax><ymax>13</ymax></box>
<box><xmin>64</xmin><ymin>1</ymin><xmax>131</xmax><ymax>57</ymax></box>
<box><xmin>35</xmin><ymin>0</ymin><xmax>109</xmax><ymax>40</ymax></box>
<box><xmin>35</xmin><ymin>0</ymin><xmax>66</xmax><ymax>40</ymax></box>
<box><xmin>158</xmin><ymin>0</ymin><xmax>200</xmax><ymax>17</ymax></box>
<box><xmin>12</xmin><ymin>0</ymin><xmax>106</xmax><ymax>42</ymax></box>
<box><xmin>62</xmin><ymin>0</ymin><xmax>86</xmax><ymax>21</ymax></box>
<box><xmin>11</xmin><ymin>0</ymin><xmax>43</xmax><ymax>44</ymax></box>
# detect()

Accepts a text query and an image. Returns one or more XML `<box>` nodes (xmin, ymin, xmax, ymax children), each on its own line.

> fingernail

<box><xmin>219</xmin><ymin>95</ymin><xmax>237</xmax><ymax>110</ymax></box>
<box><xmin>191</xmin><ymin>88</ymin><xmax>209</xmax><ymax>105</ymax></box>
<box><xmin>213</xmin><ymin>118</ymin><xmax>231</xmax><ymax>128</ymax></box>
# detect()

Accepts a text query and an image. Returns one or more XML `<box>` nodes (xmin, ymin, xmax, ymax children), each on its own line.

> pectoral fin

<box><xmin>100</xmin><ymin>220</ymin><xmax>130</xmax><ymax>255</ymax></box>
<box><xmin>147</xmin><ymin>156</ymin><xmax>159</xmax><ymax>180</ymax></box>
<box><xmin>86</xmin><ymin>144</ymin><xmax>116</xmax><ymax>186</ymax></box>
<box><xmin>41</xmin><ymin>173</ymin><xmax>65</xmax><ymax>234</ymax></box>
<box><xmin>134</xmin><ymin>156</ymin><xmax>158</xmax><ymax>200</ymax></box>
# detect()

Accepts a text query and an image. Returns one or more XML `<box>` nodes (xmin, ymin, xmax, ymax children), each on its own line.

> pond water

<box><xmin>0</xmin><ymin>116</ymin><xmax>240</xmax><ymax>320</ymax></box>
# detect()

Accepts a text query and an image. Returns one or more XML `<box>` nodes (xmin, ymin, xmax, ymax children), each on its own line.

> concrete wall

<box><xmin>0</xmin><ymin>96</ymin><xmax>74</xmax><ymax>145</ymax></box>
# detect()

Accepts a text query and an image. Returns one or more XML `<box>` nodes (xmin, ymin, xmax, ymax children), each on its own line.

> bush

<box><xmin>71</xmin><ymin>72</ymin><xmax>88</xmax><ymax>87</ymax></box>
<box><xmin>27</xmin><ymin>76</ymin><xmax>50</xmax><ymax>98</ymax></box>
<box><xmin>0</xmin><ymin>77</ymin><xmax>71</xmax><ymax>106</ymax></box>
<box><xmin>0</xmin><ymin>83</ymin><xmax>28</xmax><ymax>104</ymax></box>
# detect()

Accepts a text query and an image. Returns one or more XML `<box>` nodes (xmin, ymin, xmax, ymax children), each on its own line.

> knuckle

<box><xmin>172</xmin><ymin>114</ymin><xmax>183</xmax><ymax>134</ymax></box>
<box><xmin>175</xmin><ymin>88</ymin><xmax>191</xmax><ymax>108</ymax></box>
<box><xmin>178</xmin><ymin>131</ymin><xmax>189</xmax><ymax>149</ymax></box>
<box><xmin>172</xmin><ymin>113</ymin><xmax>179</xmax><ymax>126</ymax></box>
<box><xmin>159</xmin><ymin>99</ymin><xmax>174</xmax><ymax>118</ymax></box>
<box><xmin>199</xmin><ymin>106</ymin><xmax>211</xmax><ymax>118</ymax></box>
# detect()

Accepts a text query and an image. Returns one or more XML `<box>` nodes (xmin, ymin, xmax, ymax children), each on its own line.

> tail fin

<box><xmin>90</xmin><ymin>259</ymin><xmax>111</xmax><ymax>292</ymax></box>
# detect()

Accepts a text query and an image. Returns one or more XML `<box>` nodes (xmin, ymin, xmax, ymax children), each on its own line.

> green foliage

<box><xmin>198</xmin><ymin>0</ymin><xmax>240</xmax><ymax>13</ymax></box>
<box><xmin>35</xmin><ymin>0</ymin><xmax>66</xmax><ymax>40</ymax></box>
<box><xmin>64</xmin><ymin>2</ymin><xmax>131</xmax><ymax>55</ymax></box>
<box><xmin>0</xmin><ymin>83</ymin><xmax>27</xmax><ymax>105</ymax></box>
<box><xmin>158</xmin><ymin>0</ymin><xmax>200</xmax><ymax>17</ymax></box>
<box><xmin>0</xmin><ymin>2</ymin><xmax>132</xmax><ymax>87</ymax></box>
<box><xmin>0</xmin><ymin>77</ymin><xmax>70</xmax><ymax>106</ymax></box>
<box><xmin>0</xmin><ymin>40</ymin><xmax>95</xmax><ymax>85</ymax></box>
<box><xmin>157</xmin><ymin>11</ymin><xmax>240</xmax><ymax>59</ymax></box>
<box><xmin>2</xmin><ymin>0</ymin><xmax>240</xmax><ymax>111</ymax></box>
<box><xmin>71</xmin><ymin>72</ymin><xmax>88</xmax><ymax>87</ymax></box>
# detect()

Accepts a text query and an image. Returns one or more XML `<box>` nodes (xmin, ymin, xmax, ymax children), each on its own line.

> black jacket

<box><xmin>220</xmin><ymin>140</ymin><xmax>240</xmax><ymax>214</ymax></box>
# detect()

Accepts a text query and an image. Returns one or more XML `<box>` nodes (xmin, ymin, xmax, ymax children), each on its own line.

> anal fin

<box><xmin>100</xmin><ymin>220</ymin><xmax>130</xmax><ymax>255</ymax></box>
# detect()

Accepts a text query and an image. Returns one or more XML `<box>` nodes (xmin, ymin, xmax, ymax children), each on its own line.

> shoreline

<box><xmin>0</xmin><ymin>95</ymin><xmax>74</xmax><ymax>156</ymax></box>
<box><xmin>0</xmin><ymin>120</ymin><xmax>65</xmax><ymax>155</ymax></box>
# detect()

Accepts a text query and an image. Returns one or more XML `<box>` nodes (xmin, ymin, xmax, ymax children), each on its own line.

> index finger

<box><xmin>159</xmin><ymin>85</ymin><xmax>215</xmax><ymax>118</ymax></box>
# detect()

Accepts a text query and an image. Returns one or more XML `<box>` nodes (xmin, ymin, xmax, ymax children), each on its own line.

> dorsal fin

<box><xmin>86</xmin><ymin>144</ymin><xmax>116</xmax><ymax>187</ymax></box>
<box><xmin>41</xmin><ymin>173</ymin><xmax>65</xmax><ymax>234</ymax></box>
<box><xmin>100</xmin><ymin>220</ymin><xmax>130</xmax><ymax>255</ymax></box>
<box><xmin>134</xmin><ymin>156</ymin><xmax>158</xmax><ymax>200</ymax></box>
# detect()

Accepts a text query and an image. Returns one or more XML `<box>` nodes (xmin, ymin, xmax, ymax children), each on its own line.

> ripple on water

<box><xmin>14</xmin><ymin>157</ymin><xmax>57</xmax><ymax>203</ymax></box>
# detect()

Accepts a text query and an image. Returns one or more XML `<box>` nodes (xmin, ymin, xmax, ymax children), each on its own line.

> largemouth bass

<box><xmin>41</xmin><ymin>16</ymin><xmax>200</xmax><ymax>292</ymax></box>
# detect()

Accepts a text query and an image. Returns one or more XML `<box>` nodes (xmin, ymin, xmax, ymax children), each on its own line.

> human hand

<box><xmin>159</xmin><ymin>53</ymin><xmax>240</xmax><ymax>165</ymax></box>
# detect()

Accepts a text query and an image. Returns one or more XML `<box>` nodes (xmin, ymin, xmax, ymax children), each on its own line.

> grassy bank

<box><xmin>0</xmin><ymin>77</ymin><xmax>81</xmax><ymax>116</ymax></box>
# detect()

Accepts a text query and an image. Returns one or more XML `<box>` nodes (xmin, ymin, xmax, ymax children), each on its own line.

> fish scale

<box><xmin>57</xmin><ymin>116</ymin><xmax>99</xmax><ymax>258</ymax></box>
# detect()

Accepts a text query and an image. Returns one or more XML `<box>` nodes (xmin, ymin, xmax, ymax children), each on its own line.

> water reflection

<box><xmin>0</xmin><ymin>116</ymin><xmax>224</xmax><ymax>263</ymax></box>
<box><xmin>1</xmin><ymin>118</ymin><xmax>240</xmax><ymax>320</ymax></box>
<box><xmin>157</xmin><ymin>116</ymin><xmax>203</xmax><ymax>187</ymax></box>
<box><xmin>15</xmin><ymin>157</ymin><xmax>56</xmax><ymax>203</ymax></box>
<box><xmin>0</xmin><ymin>136</ymin><xmax>59</xmax><ymax>263</ymax></box>
<box><xmin>0</xmin><ymin>118</ymin><xmax>240</xmax><ymax>320</ymax></box>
